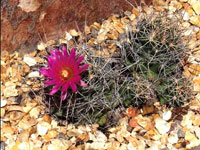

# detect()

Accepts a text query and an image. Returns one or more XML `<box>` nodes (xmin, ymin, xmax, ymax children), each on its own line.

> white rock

<box><xmin>155</xmin><ymin>118</ymin><xmax>170</xmax><ymax>135</ymax></box>
<box><xmin>116</xmin><ymin>131</ymin><xmax>124</xmax><ymax>143</ymax></box>
<box><xmin>23</xmin><ymin>56</ymin><xmax>37</xmax><ymax>66</ymax></box>
<box><xmin>184</xmin><ymin>28</ymin><xmax>193</xmax><ymax>36</ymax></box>
<box><xmin>182</xmin><ymin>22</ymin><xmax>191</xmax><ymax>28</ymax></box>
<box><xmin>5</xmin><ymin>81</ymin><xmax>16</xmax><ymax>87</ymax></box>
<box><xmin>182</xmin><ymin>11</ymin><xmax>189</xmax><ymax>21</ymax></box>
<box><xmin>168</xmin><ymin>133</ymin><xmax>178</xmax><ymax>144</ymax></box>
<box><xmin>188</xmin><ymin>0</ymin><xmax>200</xmax><ymax>15</ymax></box>
<box><xmin>65</xmin><ymin>32</ymin><xmax>72</xmax><ymax>41</ymax></box>
<box><xmin>37</xmin><ymin>42</ymin><xmax>47</xmax><ymax>50</ymax></box>
<box><xmin>137</xmin><ymin>141</ymin><xmax>146</xmax><ymax>150</ymax></box>
<box><xmin>85</xmin><ymin>124</ymin><xmax>92</xmax><ymax>132</ymax></box>
<box><xmin>85</xmin><ymin>142</ymin><xmax>106</xmax><ymax>150</ymax></box>
<box><xmin>168</xmin><ymin>6</ymin><xmax>176</xmax><ymax>12</ymax></box>
<box><xmin>120</xmin><ymin>143</ymin><xmax>128</xmax><ymax>150</ymax></box>
<box><xmin>28</xmin><ymin>71</ymin><xmax>40</xmax><ymax>78</ymax></box>
<box><xmin>162</xmin><ymin>110</ymin><xmax>172</xmax><ymax>121</ymax></box>
<box><xmin>95</xmin><ymin>131</ymin><xmax>107</xmax><ymax>142</ymax></box>
<box><xmin>147</xmin><ymin>144</ymin><xmax>160</xmax><ymax>150</ymax></box>
<box><xmin>37</xmin><ymin>123</ymin><xmax>48</xmax><ymax>136</ymax></box>
<box><xmin>18</xmin><ymin>142</ymin><xmax>30</xmax><ymax>150</ymax></box>
<box><xmin>194</xmin><ymin>26</ymin><xmax>200</xmax><ymax>32</ymax></box>
<box><xmin>48</xmin><ymin>139</ymin><xmax>69</xmax><ymax>150</ymax></box>
<box><xmin>194</xmin><ymin>126</ymin><xmax>200</xmax><ymax>139</ymax></box>
<box><xmin>127</xmin><ymin>143</ymin><xmax>136</xmax><ymax>150</ymax></box>
<box><xmin>167</xmin><ymin>143</ymin><xmax>178</xmax><ymax>150</ymax></box>
<box><xmin>181</xmin><ymin>112</ymin><xmax>193</xmax><ymax>129</ymax></box>
<box><xmin>186</xmin><ymin>138</ymin><xmax>200</xmax><ymax>149</ymax></box>
<box><xmin>30</xmin><ymin>107</ymin><xmax>40</xmax><ymax>118</ymax></box>
<box><xmin>1</xmin><ymin>100</ymin><xmax>7</xmax><ymax>107</ymax></box>
<box><xmin>89</xmin><ymin>132</ymin><xmax>96</xmax><ymax>141</ymax></box>
<box><xmin>3</xmin><ymin>86</ymin><xmax>18</xmax><ymax>97</ymax></box>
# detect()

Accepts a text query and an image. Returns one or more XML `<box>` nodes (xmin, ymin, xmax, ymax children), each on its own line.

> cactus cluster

<box><xmin>120</xmin><ymin>13</ymin><xmax>193</xmax><ymax>107</ymax></box>
<box><xmin>42</xmin><ymin>48</ymin><xmax>125</xmax><ymax>127</ymax></box>
<box><xmin>41</xmin><ymin>12</ymin><xmax>194</xmax><ymax>128</ymax></box>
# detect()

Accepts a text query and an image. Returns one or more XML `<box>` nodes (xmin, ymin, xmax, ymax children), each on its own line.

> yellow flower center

<box><xmin>62</xmin><ymin>70</ymin><xmax>69</xmax><ymax>78</ymax></box>
<box><xmin>61</xmin><ymin>67</ymin><xmax>73</xmax><ymax>80</ymax></box>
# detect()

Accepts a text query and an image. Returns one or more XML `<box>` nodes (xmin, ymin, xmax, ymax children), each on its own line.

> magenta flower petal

<box><xmin>40</xmin><ymin>46</ymin><xmax>89</xmax><ymax>100</ymax></box>
<box><xmin>76</xmin><ymin>56</ymin><xmax>84</xmax><ymax>65</ymax></box>
<box><xmin>47</xmin><ymin>56</ymin><xmax>55</xmax><ymax>67</ymax></box>
<box><xmin>40</xmin><ymin>68</ymin><xmax>49</xmax><ymax>76</ymax></box>
<box><xmin>78</xmin><ymin>64</ymin><xmax>89</xmax><ymax>74</ymax></box>
<box><xmin>71</xmin><ymin>76</ymin><xmax>81</xmax><ymax>83</ymax></box>
<box><xmin>70</xmin><ymin>48</ymin><xmax>76</xmax><ymax>58</ymax></box>
<box><xmin>61</xmin><ymin>83</ymin><xmax>69</xmax><ymax>100</ymax></box>
<box><xmin>61</xmin><ymin>92</ymin><xmax>67</xmax><ymax>101</ymax></box>
<box><xmin>50</xmin><ymin>50</ymin><xmax>56</xmax><ymax>57</ymax></box>
<box><xmin>70</xmin><ymin>83</ymin><xmax>77</xmax><ymax>92</ymax></box>
<box><xmin>45</xmin><ymin>80</ymin><xmax>58</xmax><ymax>86</ymax></box>
<box><xmin>50</xmin><ymin>84</ymin><xmax>61</xmax><ymax>95</ymax></box>
<box><xmin>41</xmin><ymin>68</ymin><xmax>58</xmax><ymax>79</ymax></box>
<box><xmin>62</xmin><ymin>46</ymin><xmax>69</xmax><ymax>57</ymax></box>
<box><xmin>80</xmin><ymin>80</ymin><xmax>87</xmax><ymax>87</ymax></box>
<box><xmin>62</xmin><ymin>83</ymin><xmax>69</xmax><ymax>93</ymax></box>
<box><xmin>62</xmin><ymin>46</ymin><xmax>67</xmax><ymax>52</ymax></box>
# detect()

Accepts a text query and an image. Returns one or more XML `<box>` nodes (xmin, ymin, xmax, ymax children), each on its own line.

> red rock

<box><xmin>1</xmin><ymin>0</ymin><xmax>152</xmax><ymax>53</ymax></box>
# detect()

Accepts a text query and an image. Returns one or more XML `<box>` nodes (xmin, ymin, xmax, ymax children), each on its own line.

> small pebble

<box><xmin>168</xmin><ymin>133</ymin><xmax>178</xmax><ymax>144</ymax></box>
<box><xmin>28</xmin><ymin>71</ymin><xmax>40</xmax><ymax>78</ymax></box>
<box><xmin>65</xmin><ymin>32</ymin><xmax>72</xmax><ymax>41</ymax></box>
<box><xmin>23</xmin><ymin>56</ymin><xmax>37</xmax><ymax>66</ymax></box>
<box><xmin>162</xmin><ymin>110</ymin><xmax>172</xmax><ymax>121</ymax></box>
<box><xmin>1</xmin><ymin>100</ymin><xmax>7</xmax><ymax>107</ymax></box>
<box><xmin>155</xmin><ymin>118</ymin><xmax>170</xmax><ymax>135</ymax></box>
<box><xmin>37</xmin><ymin>123</ymin><xmax>48</xmax><ymax>136</ymax></box>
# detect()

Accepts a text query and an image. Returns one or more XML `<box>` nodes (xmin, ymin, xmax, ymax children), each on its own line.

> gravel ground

<box><xmin>1</xmin><ymin>0</ymin><xmax>200</xmax><ymax>149</ymax></box>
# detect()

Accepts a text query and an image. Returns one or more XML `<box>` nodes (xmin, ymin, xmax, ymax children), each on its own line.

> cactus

<box><xmin>41</xmin><ymin>12</ymin><xmax>195</xmax><ymax>128</ymax></box>
<box><xmin>120</xmin><ymin>12</ymin><xmax>194</xmax><ymax>107</ymax></box>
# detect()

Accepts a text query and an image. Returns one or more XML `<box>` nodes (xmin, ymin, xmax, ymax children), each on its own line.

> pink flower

<box><xmin>40</xmin><ymin>46</ymin><xmax>89</xmax><ymax>100</ymax></box>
